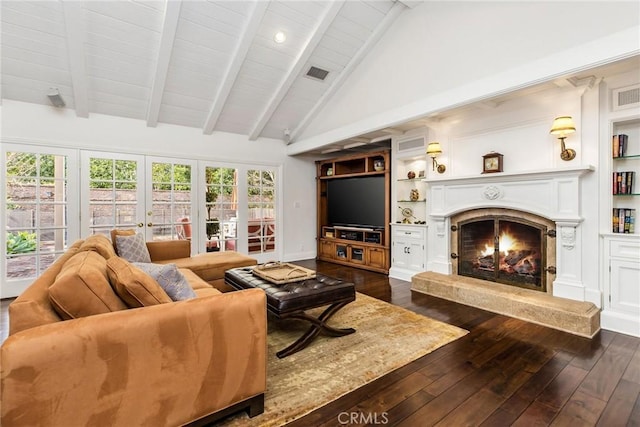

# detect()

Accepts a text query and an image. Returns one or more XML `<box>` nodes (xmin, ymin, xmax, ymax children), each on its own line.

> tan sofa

<box><xmin>1</xmin><ymin>235</ymin><xmax>264</xmax><ymax>427</ymax></box>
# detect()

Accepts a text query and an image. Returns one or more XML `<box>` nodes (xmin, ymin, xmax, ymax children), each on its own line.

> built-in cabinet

<box><xmin>389</xmin><ymin>132</ymin><xmax>429</xmax><ymax>280</ymax></box>
<box><xmin>601</xmin><ymin>236</ymin><xmax>640</xmax><ymax>336</ymax></box>
<box><xmin>316</xmin><ymin>151</ymin><xmax>390</xmax><ymax>273</ymax></box>
<box><xmin>600</xmin><ymin>81</ymin><xmax>640</xmax><ymax>337</ymax></box>
<box><xmin>390</xmin><ymin>224</ymin><xmax>428</xmax><ymax>281</ymax></box>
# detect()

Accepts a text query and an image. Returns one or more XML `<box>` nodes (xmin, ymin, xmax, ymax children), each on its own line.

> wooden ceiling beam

<box><xmin>62</xmin><ymin>1</ymin><xmax>89</xmax><ymax>118</ymax></box>
<box><xmin>146</xmin><ymin>0</ymin><xmax>182</xmax><ymax>127</ymax></box>
<box><xmin>203</xmin><ymin>1</ymin><xmax>269</xmax><ymax>135</ymax></box>
<box><xmin>248</xmin><ymin>0</ymin><xmax>345</xmax><ymax>141</ymax></box>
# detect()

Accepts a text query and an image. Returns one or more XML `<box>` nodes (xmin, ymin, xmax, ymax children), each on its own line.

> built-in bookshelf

<box><xmin>611</xmin><ymin>120</ymin><xmax>639</xmax><ymax>234</ymax></box>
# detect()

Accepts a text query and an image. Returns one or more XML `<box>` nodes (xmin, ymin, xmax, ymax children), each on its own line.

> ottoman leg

<box><xmin>276</xmin><ymin>300</ymin><xmax>355</xmax><ymax>358</ymax></box>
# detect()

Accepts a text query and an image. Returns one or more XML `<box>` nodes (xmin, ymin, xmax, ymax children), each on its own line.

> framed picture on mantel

<box><xmin>482</xmin><ymin>152</ymin><xmax>503</xmax><ymax>174</ymax></box>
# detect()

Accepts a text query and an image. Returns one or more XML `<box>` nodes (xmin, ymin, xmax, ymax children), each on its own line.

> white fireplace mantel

<box><xmin>424</xmin><ymin>165</ymin><xmax>597</xmax><ymax>305</ymax></box>
<box><xmin>425</xmin><ymin>166</ymin><xmax>595</xmax><ymax>223</ymax></box>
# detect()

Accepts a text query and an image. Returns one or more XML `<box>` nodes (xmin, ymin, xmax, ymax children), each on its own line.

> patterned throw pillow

<box><xmin>133</xmin><ymin>262</ymin><xmax>196</xmax><ymax>301</ymax></box>
<box><xmin>115</xmin><ymin>233</ymin><xmax>151</xmax><ymax>263</ymax></box>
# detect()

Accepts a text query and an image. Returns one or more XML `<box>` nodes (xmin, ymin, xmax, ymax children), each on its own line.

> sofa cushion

<box><xmin>49</xmin><ymin>251</ymin><xmax>127</xmax><ymax>320</ymax></box>
<box><xmin>115</xmin><ymin>233</ymin><xmax>152</xmax><ymax>263</ymax></box>
<box><xmin>133</xmin><ymin>262</ymin><xmax>197</xmax><ymax>301</ymax></box>
<box><xmin>106</xmin><ymin>257</ymin><xmax>172</xmax><ymax>307</ymax></box>
<box><xmin>110</xmin><ymin>228</ymin><xmax>136</xmax><ymax>255</ymax></box>
<box><xmin>8</xmin><ymin>241</ymin><xmax>83</xmax><ymax>335</ymax></box>
<box><xmin>146</xmin><ymin>240</ymin><xmax>191</xmax><ymax>261</ymax></box>
<box><xmin>78</xmin><ymin>234</ymin><xmax>116</xmax><ymax>259</ymax></box>
<box><xmin>177</xmin><ymin>267</ymin><xmax>212</xmax><ymax>290</ymax></box>
<box><xmin>156</xmin><ymin>251</ymin><xmax>257</xmax><ymax>283</ymax></box>
<box><xmin>194</xmin><ymin>287</ymin><xmax>223</xmax><ymax>298</ymax></box>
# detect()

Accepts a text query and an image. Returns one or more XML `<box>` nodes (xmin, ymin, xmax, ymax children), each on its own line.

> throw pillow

<box><xmin>110</xmin><ymin>229</ymin><xmax>135</xmax><ymax>255</ymax></box>
<box><xmin>106</xmin><ymin>257</ymin><xmax>172</xmax><ymax>308</ymax></box>
<box><xmin>115</xmin><ymin>233</ymin><xmax>151</xmax><ymax>263</ymax></box>
<box><xmin>49</xmin><ymin>251</ymin><xmax>128</xmax><ymax>320</ymax></box>
<box><xmin>133</xmin><ymin>262</ymin><xmax>197</xmax><ymax>301</ymax></box>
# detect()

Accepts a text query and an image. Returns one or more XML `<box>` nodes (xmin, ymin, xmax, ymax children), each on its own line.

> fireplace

<box><xmin>422</xmin><ymin>167</ymin><xmax>598</xmax><ymax>331</ymax></box>
<box><xmin>455</xmin><ymin>215</ymin><xmax>549</xmax><ymax>291</ymax></box>
<box><xmin>450</xmin><ymin>208</ymin><xmax>557</xmax><ymax>293</ymax></box>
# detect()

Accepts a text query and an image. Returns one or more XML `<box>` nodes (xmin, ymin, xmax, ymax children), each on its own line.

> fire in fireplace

<box><xmin>455</xmin><ymin>216</ymin><xmax>548</xmax><ymax>291</ymax></box>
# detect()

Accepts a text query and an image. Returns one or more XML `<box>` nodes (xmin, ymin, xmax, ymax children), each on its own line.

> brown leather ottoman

<box><xmin>225</xmin><ymin>266</ymin><xmax>356</xmax><ymax>358</ymax></box>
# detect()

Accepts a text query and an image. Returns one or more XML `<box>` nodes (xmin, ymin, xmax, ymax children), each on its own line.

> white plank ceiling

<box><xmin>1</xmin><ymin>0</ymin><xmax>410</xmax><ymax>145</ymax></box>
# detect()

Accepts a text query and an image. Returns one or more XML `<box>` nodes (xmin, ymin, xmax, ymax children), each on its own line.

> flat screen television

<box><xmin>327</xmin><ymin>176</ymin><xmax>386</xmax><ymax>229</ymax></box>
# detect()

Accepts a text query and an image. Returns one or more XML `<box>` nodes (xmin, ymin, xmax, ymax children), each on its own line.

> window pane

<box><xmin>115</xmin><ymin>160</ymin><xmax>137</xmax><ymax>182</ymax></box>
<box><xmin>90</xmin><ymin>158</ymin><xmax>114</xmax><ymax>180</ymax></box>
<box><xmin>151</xmin><ymin>162</ymin><xmax>193</xmax><ymax>241</ymax></box>
<box><xmin>6</xmin><ymin>255</ymin><xmax>36</xmax><ymax>279</ymax></box>
<box><xmin>5</xmin><ymin>150</ymin><xmax>70</xmax><ymax>285</ymax></box>
<box><xmin>246</xmin><ymin>168</ymin><xmax>276</xmax><ymax>255</ymax></box>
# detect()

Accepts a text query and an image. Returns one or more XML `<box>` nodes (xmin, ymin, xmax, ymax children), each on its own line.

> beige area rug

<box><xmin>217</xmin><ymin>292</ymin><xmax>468</xmax><ymax>427</ymax></box>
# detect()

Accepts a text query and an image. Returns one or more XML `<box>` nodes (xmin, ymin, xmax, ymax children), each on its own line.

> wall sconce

<box><xmin>426</xmin><ymin>142</ymin><xmax>446</xmax><ymax>173</ymax></box>
<box><xmin>549</xmin><ymin>116</ymin><xmax>576</xmax><ymax>161</ymax></box>
<box><xmin>47</xmin><ymin>88</ymin><xmax>66</xmax><ymax>108</ymax></box>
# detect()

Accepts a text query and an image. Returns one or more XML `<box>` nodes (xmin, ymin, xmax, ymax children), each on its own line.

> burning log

<box><xmin>514</xmin><ymin>259</ymin><xmax>535</xmax><ymax>274</ymax></box>
<box><xmin>478</xmin><ymin>254</ymin><xmax>494</xmax><ymax>269</ymax></box>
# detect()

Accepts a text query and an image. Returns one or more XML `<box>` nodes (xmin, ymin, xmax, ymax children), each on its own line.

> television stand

<box><xmin>316</xmin><ymin>150</ymin><xmax>390</xmax><ymax>274</ymax></box>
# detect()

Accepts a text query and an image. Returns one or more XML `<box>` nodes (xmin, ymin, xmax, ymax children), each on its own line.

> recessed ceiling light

<box><xmin>274</xmin><ymin>31</ymin><xmax>286</xmax><ymax>44</ymax></box>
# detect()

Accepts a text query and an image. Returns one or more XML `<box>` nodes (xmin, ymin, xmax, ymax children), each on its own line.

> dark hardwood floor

<box><xmin>2</xmin><ymin>260</ymin><xmax>638</xmax><ymax>426</ymax></box>
<box><xmin>287</xmin><ymin>260</ymin><xmax>640</xmax><ymax>427</ymax></box>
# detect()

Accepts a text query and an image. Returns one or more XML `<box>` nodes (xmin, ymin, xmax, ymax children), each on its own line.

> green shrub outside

<box><xmin>7</xmin><ymin>231</ymin><xmax>37</xmax><ymax>254</ymax></box>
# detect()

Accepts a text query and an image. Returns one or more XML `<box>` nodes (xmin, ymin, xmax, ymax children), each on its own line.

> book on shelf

<box><xmin>612</xmin><ymin>134</ymin><xmax>628</xmax><ymax>158</ymax></box>
<box><xmin>612</xmin><ymin>208</ymin><xmax>635</xmax><ymax>233</ymax></box>
<box><xmin>612</xmin><ymin>171</ymin><xmax>635</xmax><ymax>194</ymax></box>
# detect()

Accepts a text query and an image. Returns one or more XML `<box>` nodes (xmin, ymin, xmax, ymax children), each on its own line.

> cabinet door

<box><xmin>392</xmin><ymin>239</ymin><xmax>410</xmax><ymax>269</ymax></box>
<box><xmin>319</xmin><ymin>239</ymin><xmax>334</xmax><ymax>259</ymax></box>
<box><xmin>610</xmin><ymin>259</ymin><xmax>640</xmax><ymax>316</ymax></box>
<box><xmin>367</xmin><ymin>247</ymin><xmax>387</xmax><ymax>269</ymax></box>
<box><xmin>393</xmin><ymin>239</ymin><xmax>424</xmax><ymax>270</ymax></box>
<box><xmin>405</xmin><ymin>241</ymin><xmax>425</xmax><ymax>271</ymax></box>
<box><xmin>335</xmin><ymin>244</ymin><xmax>348</xmax><ymax>261</ymax></box>
<box><xmin>349</xmin><ymin>245</ymin><xmax>365</xmax><ymax>265</ymax></box>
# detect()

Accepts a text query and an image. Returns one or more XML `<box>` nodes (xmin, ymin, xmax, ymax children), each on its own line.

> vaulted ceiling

<box><xmin>1</xmin><ymin>0</ymin><xmax>416</xmax><ymax>145</ymax></box>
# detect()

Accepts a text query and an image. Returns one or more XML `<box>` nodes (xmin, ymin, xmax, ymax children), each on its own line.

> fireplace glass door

<box><xmin>458</xmin><ymin>217</ymin><xmax>546</xmax><ymax>291</ymax></box>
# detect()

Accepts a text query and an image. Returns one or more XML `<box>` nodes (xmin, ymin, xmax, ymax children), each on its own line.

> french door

<box><xmin>1</xmin><ymin>145</ymin><xmax>79</xmax><ymax>298</ymax></box>
<box><xmin>81</xmin><ymin>152</ymin><xmax>196</xmax><ymax>251</ymax></box>
<box><xmin>198</xmin><ymin>163</ymin><xmax>280</xmax><ymax>262</ymax></box>
<box><xmin>247</xmin><ymin>167</ymin><xmax>278</xmax><ymax>263</ymax></box>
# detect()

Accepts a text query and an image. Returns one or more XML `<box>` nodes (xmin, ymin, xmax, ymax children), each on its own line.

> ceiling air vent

<box><xmin>306</xmin><ymin>66</ymin><xmax>329</xmax><ymax>81</ymax></box>
<box><xmin>613</xmin><ymin>84</ymin><xmax>640</xmax><ymax>111</ymax></box>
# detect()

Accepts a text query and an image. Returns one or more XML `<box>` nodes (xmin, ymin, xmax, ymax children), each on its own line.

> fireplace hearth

<box><xmin>454</xmin><ymin>216</ymin><xmax>549</xmax><ymax>291</ymax></box>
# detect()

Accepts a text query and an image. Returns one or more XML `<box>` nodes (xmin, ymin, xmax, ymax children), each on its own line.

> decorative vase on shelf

<box><xmin>326</xmin><ymin>167</ymin><xmax>333</xmax><ymax>176</ymax></box>
<box><xmin>407</xmin><ymin>171</ymin><xmax>416</xmax><ymax>179</ymax></box>
<box><xmin>374</xmin><ymin>159</ymin><xmax>384</xmax><ymax>171</ymax></box>
<box><xmin>410</xmin><ymin>188</ymin><xmax>419</xmax><ymax>201</ymax></box>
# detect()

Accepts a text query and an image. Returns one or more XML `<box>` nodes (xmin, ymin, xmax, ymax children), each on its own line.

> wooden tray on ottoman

<box><xmin>252</xmin><ymin>262</ymin><xmax>316</xmax><ymax>284</ymax></box>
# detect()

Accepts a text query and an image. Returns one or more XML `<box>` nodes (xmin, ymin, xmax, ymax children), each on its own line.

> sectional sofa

<box><xmin>1</xmin><ymin>233</ymin><xmax>264</xmax><ymax>427</ymax></box>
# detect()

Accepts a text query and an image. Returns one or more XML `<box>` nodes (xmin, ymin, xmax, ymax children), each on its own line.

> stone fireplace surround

<box><xmin>411</xmin><ymin>166</ymin><xmax>601</xmax><ymax>337</ymax></box>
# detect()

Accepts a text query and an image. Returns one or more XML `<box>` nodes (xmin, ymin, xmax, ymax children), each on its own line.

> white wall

<box><xmin>0</xmin><ymin>100</ymin><xmax>318</xmax><ymax>262</ymax></box>
<box><xmin>291</xmin><ymin>1</ymin><xmax>640</xmax><ymax>154</ymax></box>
